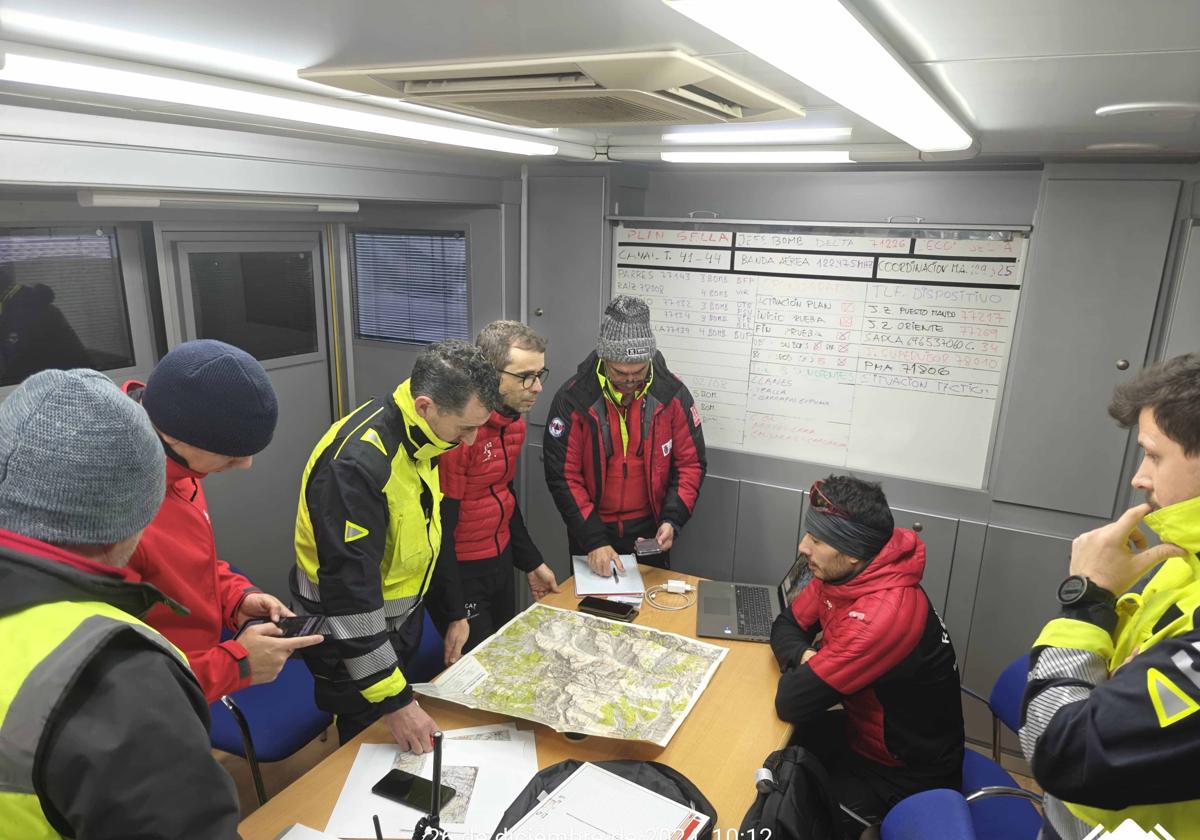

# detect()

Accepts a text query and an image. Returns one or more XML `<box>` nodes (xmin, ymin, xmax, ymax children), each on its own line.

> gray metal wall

<box><xmin>520</xmin><ymin>161</ymin><xmax>1200</xmax><ymax>766</ymax></box>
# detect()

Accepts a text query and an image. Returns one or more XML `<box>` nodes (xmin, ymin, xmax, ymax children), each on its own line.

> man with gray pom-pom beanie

<box><xmin>543</xmin><ymin>295</ymin><xmax>707</xmax><ymax>578</ymax></box>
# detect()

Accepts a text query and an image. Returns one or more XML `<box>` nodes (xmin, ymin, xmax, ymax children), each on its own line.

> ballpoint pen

<box><xmin>373</xmin><ymin>814</ymin><xmax>384</xmax><ymax>840</ymax></box>
<box><xmin>612</xmin><ymin>566</ymin><xmax>619</xmax><ymax>585</ymax></box>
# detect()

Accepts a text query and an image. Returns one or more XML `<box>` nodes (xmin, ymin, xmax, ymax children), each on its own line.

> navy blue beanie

<box><xmin>142</xmin><ymin>340</ymin><xmax>278</xmax><ymax>457</ymax></box>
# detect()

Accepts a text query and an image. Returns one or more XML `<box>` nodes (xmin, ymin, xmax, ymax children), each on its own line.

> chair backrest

<box><xmin>210</xmin><ymin>658</ymin><xmax>332</xmax><ymax>762</ymax></box>
<box><xmin>881</xmin><ymin>789</ymin><xmax>975</xmax><ymax>840</ymax></box>
<box><xmin>404</xmin><ymin>611</ymin><xmax>447</xmax><ymax>684</ymax></box>
<box><xmin>988</xmin><ymin>653</ymin><xmax>1031</xmax><ymax>735</ymax></box>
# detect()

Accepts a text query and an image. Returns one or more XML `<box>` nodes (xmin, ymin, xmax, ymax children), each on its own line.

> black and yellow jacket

<box><xmin>1020</xmin><ymin>495</ymin><xmax>1200</xmax><ymax>839</ymax></box>
<box><xmin>293</xmin><ymin>379</ymin><xmax>460</xmax><ymax>714</ymax></box>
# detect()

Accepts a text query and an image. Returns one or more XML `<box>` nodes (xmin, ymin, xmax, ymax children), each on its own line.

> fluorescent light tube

<box><xmin>663</xmin><ymin>0</ymin><xmax>972</xmax><ymax>152</ymax></box>
<box><xmin>662</xmin><ymin>126</ymin><xmax>852</xmax><ymax>144</ymax></box>
<box><xmin>78</xmin><ymin>190</ymin><xmax>360</xmax><ymax>212</ymax></box>
<box><xmin>0</xmin><ymin>53</ymin><xmax>558</xmax><ymax>157</ymax></box>
<box><xmin>661</xmin><ymin>150</ymin><xmax>851</xmax><ymax>164</ymax></box>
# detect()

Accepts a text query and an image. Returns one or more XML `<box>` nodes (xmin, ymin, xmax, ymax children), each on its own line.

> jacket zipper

<box><xmin>488</xmin><ymin>424</ymin><xmax>508</xmax><ymax>555</ymax></box>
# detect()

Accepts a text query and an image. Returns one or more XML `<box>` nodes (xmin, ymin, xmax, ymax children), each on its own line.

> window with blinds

<box><xmin>351</xmin><ymin>229</ymin><xmax>469</xmax><ymax>344</ymax></box>
<box><xmin>0</xmin><ymin>227</ymin><xmax>133</xmax><ymax>386</ymax></box>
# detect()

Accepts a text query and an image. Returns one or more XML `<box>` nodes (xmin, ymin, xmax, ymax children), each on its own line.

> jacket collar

<box><xmin>488</xmin><ymin>408</ymin><xmax>521</xmax><ymax>429</ymax></box>
<box><xmin>1145</xmin><ymin>495</ymin><xmax>1200</xmax><ymax>560</ymax></box>
<box><xmin>392</xmin><ymin>379</ymin><xmax>458</xmax><ymax>461</ymax></box>
<box><xmin>596</xmin><ymin>357</ymin><xmax>654</xmax><ymax>406</ymax></box>
<box><xmin>0</xmin><ymin>528</ymin><xmax>187</xmax><ymax>619</ymax></box>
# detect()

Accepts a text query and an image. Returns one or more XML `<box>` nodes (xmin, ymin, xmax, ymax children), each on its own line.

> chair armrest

<box><xmin>964</xmin><ymin>785</ymin><xmax>1043</xmax><ymax>805</ymax></box>
<box><xmin>960</xmin><ymin>684</ymin><xmax>990</xmax><ymax>708</ymax></box>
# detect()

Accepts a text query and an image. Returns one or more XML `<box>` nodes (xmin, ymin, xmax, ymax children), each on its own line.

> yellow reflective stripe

<box><xmin>0</xmin><ymin>792</ymin><xmax>61</xmax><ymax>839</ymax></box>
<box><xmin>334</xmin><ymin>406</ymin><xmax>386</xmax><ymax>460</ymax></box>
<box><xmin>1034</xmin><ymin>617</ymin><xmax>1116</xmax><ymax>661</ymax></box>
<box><xmin>360</xmin><ymin>668</ymin><xmax>408</xmax><ymax>704</ymax></box>
<box><xmin>595</xmin><ymin>360</ymin><xmax>653</xmax><ymax>456</ymax></box>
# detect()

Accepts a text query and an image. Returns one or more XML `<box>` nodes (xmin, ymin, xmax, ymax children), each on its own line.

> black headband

<box><xmin>806</xmin><ymin>509</ymin><xmax>893</xmax><ymax>566</ymax></box>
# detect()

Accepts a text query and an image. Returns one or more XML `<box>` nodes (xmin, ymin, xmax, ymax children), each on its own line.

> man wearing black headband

<box><xmin>771</xmin><ymin>475</ymin><xmax>964</xmax><ymax>838</ymax></box>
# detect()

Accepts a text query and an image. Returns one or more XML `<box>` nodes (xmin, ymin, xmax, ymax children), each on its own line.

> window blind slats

<box><xmin>352</xmin><ymin>230</ymin><xmax>468</xmax><ymax>344</ymax></box>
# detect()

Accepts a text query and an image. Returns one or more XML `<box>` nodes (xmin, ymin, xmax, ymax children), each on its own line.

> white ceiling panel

<box><xmin>857</xmin><ymin>0</ymin><xmax>1200</xmax><ymax>63</ymax></box>
<box><xmin>919</xmin><ymin>51</ymin><xmax>1200</xmax><ymax>150</ymax></box>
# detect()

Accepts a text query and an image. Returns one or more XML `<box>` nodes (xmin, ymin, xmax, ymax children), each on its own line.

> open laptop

<box><xmin>696</xmin><ymin>555</ymin><xmax>813</xmax><ymax>642</ymax></box>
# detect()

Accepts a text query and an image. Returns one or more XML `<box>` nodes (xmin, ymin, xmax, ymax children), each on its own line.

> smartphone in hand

<box><xmin>235</xmin><ymin>614</ymin><xmax>326</xmax><ymax>639</ymax></box>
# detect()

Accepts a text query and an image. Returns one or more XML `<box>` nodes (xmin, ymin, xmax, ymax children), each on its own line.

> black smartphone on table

<box><xmin>372</xmin><ymin>769</ymin><xmax>456</xmax><ymax>810</ymax></box>
<box><xmin>578</xmin><ymin>595</ymin><xmax>639</xmax><ymax>622</ymax></box>
<box><xmin>235</xmin><ymin>614</ymin><xmax>326</xmax><ymax>639</ymax></box>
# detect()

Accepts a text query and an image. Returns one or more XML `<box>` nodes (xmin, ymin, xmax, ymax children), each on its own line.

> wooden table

<box><xmin>239</xmin><ymin>568</ymin><xmax>792</xmax><ymax>839</ymax></box>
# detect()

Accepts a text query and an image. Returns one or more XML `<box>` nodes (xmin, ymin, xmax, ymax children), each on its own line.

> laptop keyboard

<box><xmin>735</xmin><ymin>585</ymin><xmax>773</xmax><ymax>637</ymax></box>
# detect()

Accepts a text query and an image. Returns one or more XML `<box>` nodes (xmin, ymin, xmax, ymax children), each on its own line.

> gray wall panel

<box><xmin>964</xmin><ymin>525</ymin><xmax>1068</xmax><ymax>691</ymax></box>
<box><xmin>522</xmin><ymin>442</ymin><xmax>572</xmax><ymax>585</ymax></box>
<box><xmin>944</xmin><ymin>520</ymin><xmax>986</xmax><ymax>669</ymax></box>
<box><xmin>734</xmin><ymin>483</ymin><xmax>804</xmax><ymax>585</ymax></box>
<box><xmin>673</xmin><ymin>475</ymin><xmax>739</xmax><ymax>581</ymax></box>
<box><xmin>1164</xmin><ymin>224</ymin><xmax>1200</xmax><ymax>361</ymax></box>
<box><xmin>991</xmin><ymin>178</ymin><xmax>1181</xmax><ymax>518</ymax></box>
<box><xmin>527</xmin><ymin>175</ymin><xmax>608</xmax><ymax>427</ymax></box>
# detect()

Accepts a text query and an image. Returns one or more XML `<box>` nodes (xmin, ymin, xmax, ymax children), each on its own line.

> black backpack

<box><xmin>740</xmin><ymin>746</ymin><xmax>841</xmax><ymax>840</ymax></box>
<box><xmin>491</xmin><ymin>759</ymin><xmax>717</xmax><ymax>839</ymax></box>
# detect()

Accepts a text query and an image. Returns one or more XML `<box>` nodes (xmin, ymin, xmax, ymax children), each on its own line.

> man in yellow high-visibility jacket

<box><xmin>0</xmin><ymin>368</ymin><xmax>240</xmax><ymax>839</ymax></box>
<box><xmin>294</xmin><ymin>339</ymin><xmax>498</xmax><ymax>751</ymax></box>
<box><xmin>1021</xmin><ymin>353</ymin><xmax>1200</xmax><ymax>838</ymax></box>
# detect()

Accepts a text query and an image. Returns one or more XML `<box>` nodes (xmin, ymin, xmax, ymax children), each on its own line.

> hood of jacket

<box><xmin>0</xmin><ymin>529</ymin><xmax>183</xmax><ymax>620</ymax></box>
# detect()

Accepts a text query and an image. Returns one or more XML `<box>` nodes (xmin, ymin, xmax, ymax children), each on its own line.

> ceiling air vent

<box><xmin>299</xmin><ymin>51</ymin><xmax>804</xmax><ymax>127</ymax></box>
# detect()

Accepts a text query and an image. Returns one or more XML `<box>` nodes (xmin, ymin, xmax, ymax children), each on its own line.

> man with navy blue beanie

<box><xmin>125</xmin><ymin>339</ymin><xmax>323</xmax><ymax>704</ymax></box>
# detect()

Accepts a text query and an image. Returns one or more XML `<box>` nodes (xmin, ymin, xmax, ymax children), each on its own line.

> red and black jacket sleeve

<box><xmin>658</xmin><ymin>382</ymin><xmax>707</xmax><ymax>531</ymax></box>
<box><xmin>543</xmin><ymin>388</ymin><xmax>610</xmax><ymax>552</ymax></box>
<box><xmin>507</xmin><ymin>481</ymin><xmax>546</xmax><ymax>573</ymax></box>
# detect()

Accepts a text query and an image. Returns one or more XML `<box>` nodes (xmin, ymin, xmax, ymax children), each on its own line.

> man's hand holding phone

<box><xmin>384</xmin><ymin>700</ymin><xmax>439</xmax><ymax>754</ymax></box>
<box><xmin>236</xmin><ymin>619</ymin><xmax>324</xmax><ymax>685</ymax></box>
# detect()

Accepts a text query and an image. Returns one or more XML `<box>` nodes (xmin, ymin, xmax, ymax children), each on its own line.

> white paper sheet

<box><xmin>571</xmin><ymin>555</ymin><xmax>645</xmax><ymax>595</ymax></box>
<box><xmin>324</xmin><ymin>734</ymin><xmax>537</xmax><ymax>840</ymax></box>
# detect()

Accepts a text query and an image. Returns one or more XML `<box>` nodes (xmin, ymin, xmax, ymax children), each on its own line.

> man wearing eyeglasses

<box><xmin>771</xmin><ymin>475</ymin><xmax>964</xmax><ymax>837</ymax></box>
<box><xmin>543</xmin><ymin>295</ymin><xmax>706</xmax><ymax>576</ymax></box>
<box><xmin>436</xmin><ymin>321</ymin><xmax>561</xmax><ymax>665</ymax></box>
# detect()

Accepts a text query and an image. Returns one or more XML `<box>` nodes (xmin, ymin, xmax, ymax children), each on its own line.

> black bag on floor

<box><xmin>491</xmin><ymin>759</ymin><xmax>717</xmax><ymax>839</ymax></box>
<box><xmin>739</xmin><ymin>746</ymin><xmax>841</xmax><ymax>840</ymax></box>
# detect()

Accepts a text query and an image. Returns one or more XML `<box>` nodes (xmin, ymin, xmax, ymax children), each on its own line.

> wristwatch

<box><xmin>1056</xmin><ymin>575</ymin><xmax>1117</xmax><ymax>609</ymax></box>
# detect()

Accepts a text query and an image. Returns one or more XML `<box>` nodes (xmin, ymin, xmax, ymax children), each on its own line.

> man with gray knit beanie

<box><xmin>544</xmin><ymin>295</ymin><xmax>707</xmax><ymax>575</ymax></box>
<box><xmin>0</xmin><ymin>369</ymin><xmax>240</xmax><ymax>838</ymax></box>
<box><xmin>124</xmin><ymin>339</ymin><xmax>323</xmax><ymax>704</ymax></box>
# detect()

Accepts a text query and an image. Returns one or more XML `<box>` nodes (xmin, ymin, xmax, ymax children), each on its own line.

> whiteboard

<box><xmin>610</xmin><ymin>220</ymin><xmax>1029</xmax><ymax>489</ymax></box>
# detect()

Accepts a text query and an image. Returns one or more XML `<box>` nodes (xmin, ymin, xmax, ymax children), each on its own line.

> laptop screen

<box><xmin>777</xmin><ymin>554</ymin><xmax>813</xmax><ymax>612</ymax></box>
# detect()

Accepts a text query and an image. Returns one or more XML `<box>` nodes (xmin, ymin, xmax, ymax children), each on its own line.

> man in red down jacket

<box><xmin>544</xmin><ymin>295</ymin><xmax>706</xmax><ymax>576</ymax></box>
<box><xmin>771</xmin><ymin>475</ymin><xmax>964</xmax><ymax>838</ymax></box>
<box><xmin>124</xmin><ymin>339</ymin><xmax>322</xmax><ymax>703</ymax></box>
<box><xmin>436</xmin><ymin>321</ymin><xmax>560</xmax><ymax>663</ymax></box>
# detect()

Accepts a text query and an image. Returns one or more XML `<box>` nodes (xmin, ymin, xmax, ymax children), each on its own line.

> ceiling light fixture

<box><xmin>662</xmin><ymin>0</ymin><xmax>972</xmax><ymax>152</ymax></box>
<box><xmin>1095</xmin><ymin>102</ymin><xmax>1200</xmax><ymax>118</ymax></box>
<box><xmin>660</xmin><ymin>150</ymin><xmax>852</xmax><ymax>164</ymax></box>
<box><xmin>1083</xmin><ymin>142</ymin><xmax>1163</xmax><ymax>151</ymax></box>
<box><xmin>0</xmin><ymin>53</ymin><xmax>559</xmax><ymax>156</ymax></box>
<box><xmin>661</xmin><ymin>126</ymin><xmax>852</xmax><ymax>144</ymax></box>
<box><xmin>78</xmin><ymin>190</ymin><xmax>360</xmax><ymax>212</ymax></box>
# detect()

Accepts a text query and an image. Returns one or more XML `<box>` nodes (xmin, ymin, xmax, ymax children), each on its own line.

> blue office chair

<box><xmin>209</xmin><ymin>566</ymin><xmax>334</xmax><ymax>805</ymax></box>
<box><xmin>210</xmin><ymin>655</ymin><xmax>333</xmax><ymax>805</ymax></box>
<box><xmin>960</xmin><ymin>653</ymin><xmax>1042</xmax><ymax>840</ymax></box>
<box><xmin>881</xmin><ymin>789</ymin><xmax>975</xmax><ymax>840</ymax></box>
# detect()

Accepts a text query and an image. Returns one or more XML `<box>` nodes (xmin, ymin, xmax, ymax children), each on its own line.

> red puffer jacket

<box><xmin>439</xmin><ymin>410</ymin><xmax>525</xmax><ymax>561</ymax></box>
<box><xmin>122</xmin><ymin>380</ymin><xmax>259</xmax><ymax>703</ymax></box>
<box><xmin>772</xmin><ymin>530</ymin><xmax>964</xmax><ymax>780</ymax></box>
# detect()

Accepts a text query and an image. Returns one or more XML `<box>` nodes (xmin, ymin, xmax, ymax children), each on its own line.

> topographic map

<box><xmin>414</xmin><ymin>603</ymin><xmax>727</xmax><ymax>746</ymax></box>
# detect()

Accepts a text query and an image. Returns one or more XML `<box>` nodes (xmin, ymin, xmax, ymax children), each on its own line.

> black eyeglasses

<box><xmin>500</xmin><ymin>367</ymin><xmax>550</xmax><ymax>389</ymax></box>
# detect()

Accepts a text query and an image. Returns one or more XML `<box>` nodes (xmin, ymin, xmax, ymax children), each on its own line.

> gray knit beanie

<box><xmin>0</xmin><ymin>369</ymin><xmax>165</xmax><ymax>545</ymax></box>
<box><xmin>596</xmin><ymin>295</ymin><xmax>656</xmax><ymax>363</ymax></box>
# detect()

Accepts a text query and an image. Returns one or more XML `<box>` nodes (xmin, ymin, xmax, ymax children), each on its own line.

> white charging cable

<box><xmin>646</xmin><ymin>579</ymin><xmax>696</xmax><ymax>611</ymax></box>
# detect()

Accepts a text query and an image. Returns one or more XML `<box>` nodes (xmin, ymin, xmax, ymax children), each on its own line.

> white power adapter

<box><xmin>647</xmin><ymin>580</ymin><xmax>696</xmax><ymax>610</ymax></box>
<box><xmin>664</xmin><ymin>579</ymin><xmax>693</xmax><ymax>594</ymax></box>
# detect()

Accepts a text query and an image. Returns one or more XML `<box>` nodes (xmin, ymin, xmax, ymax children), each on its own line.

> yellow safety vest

<box><xmin>0</xmin><ymin>600</ymin><xmax>186</xmax><ymax>839</ymax></box>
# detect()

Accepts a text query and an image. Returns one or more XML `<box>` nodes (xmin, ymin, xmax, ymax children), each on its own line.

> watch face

<box><xmin>1059</xmin><ymin>576</ymin><xmax>1087</xmax><ymax>603</ymax></box>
